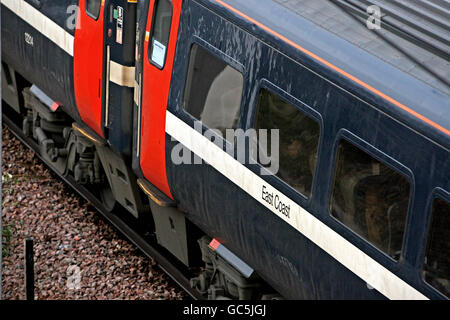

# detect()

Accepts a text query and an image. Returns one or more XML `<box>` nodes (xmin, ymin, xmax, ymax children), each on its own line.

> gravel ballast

<box><xmin>2</xmin><ymin>127</ymin><xmax>187</xmax><ymax>300</ymax></box>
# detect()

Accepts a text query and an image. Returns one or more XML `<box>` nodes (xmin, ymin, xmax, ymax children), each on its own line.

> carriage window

<box><xmin>423</xmin><ymin>197</ymin><xmax>449</xmax><ymax>297</ymax></box>
<box><xmin>254</xmin><ymin>89</ymin><xmax>320</xmax><ymax>197</ymax></box>
<box><xmin>86</xmin><ymin>0</ymin><xmax>101</xmax><ymax>19</ymax></box>
<box><xmin>183</xmin><ymin>44</ymin><xmax>244</xmax><ymax>137</ymax></box>
<box><xmin>148</xmin><ymin>0</ymin><xmax>173</xmax><ymax>68</ymax></box>
<box><xmin>330</xmin><ymin>140</ymin><xmax>410</xmax><ymax>260</ymax></box>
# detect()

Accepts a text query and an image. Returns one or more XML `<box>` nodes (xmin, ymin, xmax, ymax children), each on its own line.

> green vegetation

<box><xmin>2</xmin><ymin>173</ymin><xmax>17</xmax><ymax>258</ymax></box>
<box><xmin>2</xmin><ymin>224</ymin><xmax>15</xmax><ymax>258</ymax></box>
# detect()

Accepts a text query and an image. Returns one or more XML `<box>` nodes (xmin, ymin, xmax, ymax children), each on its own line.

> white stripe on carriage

<box><xmin>1</xmin><ymin>0</ymin><xmax>75</xmax><ymax>56</ymax></box>
<box><xmin>165</xmin><ymin>110</ymin><xmax>428</xmax><ymax>300</ymax></box>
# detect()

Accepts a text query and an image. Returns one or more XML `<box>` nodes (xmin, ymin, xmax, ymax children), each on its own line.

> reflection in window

<box><xmin>149</xmin><ymin>0</ymin><xmax>173</xmax><ymax>68</ymax></box>
<box><xmin>86</xmin><ymin>0</ymin><xmax>101</xmax><ymax>19</ymax></box>
<box><xmin>423</xmin><ymin>197</ymin><xmax>449</xmax><ymax>297</ymax></box>
<box><xmin>331</xmin><ymin>140</ymin><xmax>410</xmax><ymax>260</ymax></box>
<box><xmin>183</xmin><ymin>44</ymin><xmax>243</xmax><ymax>137</ymax></box>
<box><xmin>254</xmin><ymin>89</ymin><xmax>320</xmax><ymax>197</ymax></box>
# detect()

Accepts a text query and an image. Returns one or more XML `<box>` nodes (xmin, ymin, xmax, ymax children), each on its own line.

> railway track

<box><xmin>2</xmin><ymin>108</ymin><xmax>204</xmax><ymax>300</ymax></box>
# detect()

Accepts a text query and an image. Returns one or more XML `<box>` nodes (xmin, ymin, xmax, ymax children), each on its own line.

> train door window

<box><xmin>423</xmin><ymin>197</ymin><xmax>449</xmax><ymax>297</ymax></box>
<box><xmin>148</xmin><ymin>0</ymin><xmax>173</xmax><ymax>69</ymax></box>
<box><xmin>86</xmin><ymin>0</ymin><xmax>101</xmax><ymax>19</ymax></box>
<box><xmin>254</xmin><ymin>88</ymin><xmax>320</xmax><ymax>198</ymax></box>
<box><xmin>183</xmin><ymin>44</ymin><xmax>244</xmax><ymax>138</ymax></box>
<box><xmin>330</xmin><ymin>140</ymin><xmax>410</xmax><ymax>260</ymax></box>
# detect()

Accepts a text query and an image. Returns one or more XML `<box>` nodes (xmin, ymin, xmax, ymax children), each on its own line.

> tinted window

<box><xmin>148</xmin><ymin>0</ymin><xmax>173</xmax><ymax>68</ymax></box>
<box><xmin>254</xmin><ymin>89</ymin><xmax>320</xmax><ymax>197</ymax></box>
<box><xmin>86</xmin><ymin>0</ymin><xmax>101</xmax><ymax>19</ymax></box>
<box><xmin>331</xmin><ymin>140</ymin><xmax>410</xmax><ymax>260</ymax></box>
<box><xmin>183</xmin><ymin>44</ymin><xmax>244</xmax><ymax>136</ymax></box>
<box><xmin>423</xmin><ymin>197</ymin><xmax>449</xmax><ymax>297</ymax></box>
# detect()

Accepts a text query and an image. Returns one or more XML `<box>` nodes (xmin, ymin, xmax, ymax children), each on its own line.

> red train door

<box><xmin>74</xmin><ymin>0</ymin><xmax>105</xmax><ymax>137</ymax></box>
<box><xmin>138</xmin><ymin>0</ymin><xmax>182</xmax><ymax>198</ymax></box>
<box><xmin>75</xmin><ymin>0</ymin><xmax>137</xmax><ymax>148</ymax></box>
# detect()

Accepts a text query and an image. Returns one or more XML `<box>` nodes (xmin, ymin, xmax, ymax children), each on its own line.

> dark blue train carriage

<box><xmin>2</xmin><ymin>0</ymin><xmax>449</xmax><ymax>299</ymax></box>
